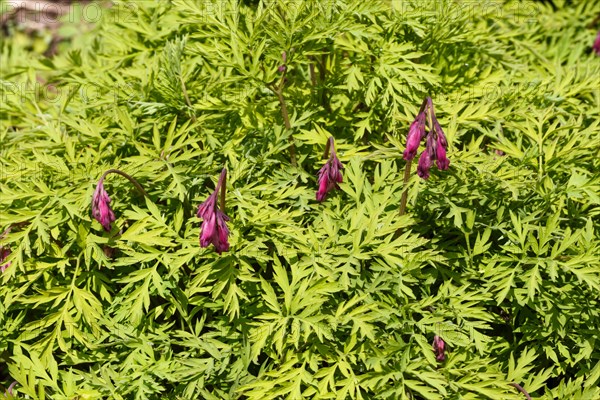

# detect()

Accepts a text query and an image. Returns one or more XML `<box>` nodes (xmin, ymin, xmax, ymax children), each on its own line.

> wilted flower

<box><xmin>0</xmin><ymin>246</ymin><xmax>11</xmax><ymax>273</ymax></box>
<box><xmin>197</xmin><ymin>168</ymin><xmax>230</xmax><ymax>254</ymax></box>
<box><xmin>433</xmin><ymin>335</ymin><xmax>446</xmax><ymax>362</ymax></box>
<box><xmin>92</xmin><ymin>179</ymin><xmax>116</xmax><ymax>231</ymax></box>
<box><xmin>593</xmin><ymin>30</ymin><xmax>600</xmax><ymax>56</ymax></box>
<box><xmin>403</xmin><ymin>97</ymin><xmax>449</xmax><ymax>180</ymax></box>
<box><xmin>316</xmin><ymin>136</ymin><xmax>343</xmax><ymax>202</ymax></box>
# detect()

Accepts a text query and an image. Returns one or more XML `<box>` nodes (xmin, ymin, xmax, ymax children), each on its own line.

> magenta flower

<box><xmin>417</xmin><ymin>147</ymin><xmax>433</xmax><ymax>179</ymax></box>
<box><xmin>92</xmin><ymin>179</ymin><xmax>116</xmax><ymax>231</ymax></box>
<box><xmin>435</xmin><ymin>140</ymin><xmax>449</xmax><ymax>170</ymax></box>
<box><xmin>0</xmin><ymin>246</ymin><xmax>11</xmax><ymax>273</ymax></box>
<box><xmin>433</xmin><ymin>335</ymin><xmax>446</xmax><ymax>362</ymax></box>
<box><xmin>197</xmin><ymin>168</ymin><xmax>230</xmax><ymax>254</ymax></box>
<box><xmin>593</xmin><ymin>30</ymin><xmax>600</xmax><ymax>56</ymax></box>
<box><xmin>316</xmin><ymin>136</ymin><xmax>343</xmax><ymax>202</ymax></box>
<box><xmin>403</xmin><ymin>97</ymin><xmax>449</xmax><ymax>179</ymax></box>
<box><xmin>403</xmin><ymin>107</ymin><xmax>427</xmax><ymax>161</ymax></box>
<box><xmin>434</xmin><ymin>120</ymin><xmax>449</xmax><ymax>170</ymax></box>
<box><xmin>90</xmin><ymin>169</ymin><xmax>147</xmax><ymax>234</ymax></box>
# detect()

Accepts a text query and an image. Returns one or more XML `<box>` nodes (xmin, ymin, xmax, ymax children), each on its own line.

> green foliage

<box><xmin>1</xmin><ymin>0</ymin><xmax>600</xmax><ymax>399</ymax></box>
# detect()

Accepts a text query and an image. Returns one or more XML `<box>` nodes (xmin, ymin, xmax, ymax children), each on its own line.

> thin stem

<box><xmin>275</xmin><ymin>88</ymin><xmax>291</xmax><ymax>130</ymax></box>
<box><xmin>218</xmin><ymin>168</ymin><xmax>227</xmax><ymax>211</ymax></box>
<box><xmin>588</xmin><ymin>12</ymin><xmax>600</xmax><ymax>28</ymax></box>
<box><xmin>102</xmin><ymin>169</ymin><xmax>149</xmax><ymax>198</ymax></box>
<box><xmin>426</xmin><ymin>98</ymin><xmax>434</xmax><ymax>131</ymax></box>
<box><xmin>323</xmin><ymin>136</ymin><xmax>333</xmax><ymax>159</ymax></box>
<box><xmin>398</xmin><ymin>159</ymin><xmax>412</xmax><ymax>217</ymax></box>
<box><xmin>308</xmin><ymin>56</ymin><xmax>317</xmax><ymax>87</ymax></box>
<box><xmin>319</xmin><ymin>52</ymin><xmax>331</xmax><ymax>113</ymax></box>
<box><xmin>319</xmin><ymin>53</ymin><xmax>327</xmax><ymax>83</ymax></box>
<box><xmin>424</xmin><ymin>96</ymin><xmax>433</xmax><ymax>116</ymax></box>
<box><xmin>509</xmin><ymin>383</ymin><xmax>532</xmax><ymax>400</ymax></box>
<box><xmin>0</xmin><ymin>226</ymin><xmax>11</xmax><ymax>239</ymax></box>
<box><xmin>180</xmin><ymin>75</ymin><xmax>197</xmax><ymax>123</ymax></box>
<box><xmin>1</xmin><ymin>222</ymin><xmax>30</xmax><ymax>240</ymax></box>
<box><xmin>6</xmin><ymin>381</ymin><xmax>17</xmax><ymax>396</ymax></box>
<box><xmin>269</xmin><ymin>74</ymin><xmax>297</xmax><ymax>166</ymax></box>
<box><xmin>465</xmin><ymin>232</ymin><xmax>473</xmax><ymax>269</ymax></box>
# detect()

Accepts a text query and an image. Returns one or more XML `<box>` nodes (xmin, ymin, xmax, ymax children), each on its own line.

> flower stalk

<box><xmin>509</xmin><ymin>383</ymin><xmax>532</xmax><ymax>400</ymax></box>
<box><xmin>398</xmin><ymin>159</ymin><xmax>412</xmax><ymax>217</ymax></box>
<box><xmin>269</xmin><ymin>51</ymin><xmax>297</xmax><ymax>166</ymax></box>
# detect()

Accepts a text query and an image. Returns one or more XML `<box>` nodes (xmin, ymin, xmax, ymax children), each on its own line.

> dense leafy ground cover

<box><xmin>1</xmin><ymin>1</ymin><xmax>600</xmax><ymax>399</ymax></box>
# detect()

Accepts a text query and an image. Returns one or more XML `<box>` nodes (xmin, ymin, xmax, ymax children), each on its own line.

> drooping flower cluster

<box><xmin>403</xmin><ymin>97</ymin><xmax>449</xmax><ymax>179</ymax></box>
<box><xmin>0</xmin><ymin>245</ymin><xmax>11</xmax><ymax>273</ymax></box>
<box><xmin>433</xmin><ymin>335</ymin><xmax>446</xmax><ymax>362</ymax></box>
<box><xmin>197</xmin><ymin>168</ymin><xmax>230</xmax><ymax>254</ymax></box>
<box><xmin>593</xmin><ymin>30</ymin><xmax>600</xmax><ymax>56</ymax></box>
<box><xmin>316</xmin><ymin>136</ymin><xmax>343</xmax><ymax>202</ymax></box>
<box><xmin>92</xmin><ymin>179</ymin><xmax>116</xmax><ymax>232</ymax></box>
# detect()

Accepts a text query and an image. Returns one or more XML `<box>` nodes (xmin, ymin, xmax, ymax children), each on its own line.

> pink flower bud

<box><xmin>433</xmin><ymin>335</ymin><xmax>446</xmax><ymax>362</ymax></box>
<box><xmin>197</xmin><ymin>168</ymin><xmax>230</xmax><ymax>254</ymax></box>
<box><xmin>316</xmin><ymin>137</ymin><xmax>344</xmax><ymax>202</ymax></box>
<box><xmin>0</xmin><ymin>246</ymin><xmax>11</xmax><ymax>273</ymax></box>
<box><xmin>403</xmin><ymin>112</ymin><xmax>426</xmax><ymax>161</ymax></box>
<box><xmin>92</xmin><ymin>180</ymin><xmax>116</xmax><ymax>231</ymax></box>
<box><xmin>417</xmin><ymin>149</ymin><xmax>433</xmax><ymax>179</ymax></box>
<box><xmin>436</xmin><ymin>137</ymin><xmax>449</xmax><ymax>171</ymax></box>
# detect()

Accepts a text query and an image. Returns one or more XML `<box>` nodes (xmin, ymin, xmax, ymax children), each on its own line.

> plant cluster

<box><xmin>1</xmin><ymin>1</ymin><xmax>600</xmax><ymax>399</ymax></box>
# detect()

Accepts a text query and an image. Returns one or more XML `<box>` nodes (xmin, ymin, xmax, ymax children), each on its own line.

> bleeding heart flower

<box><xmin>433</xmin><ymin>335</ymin><xmax>446</xmax><ymax>362</ymax></box>
<box><xmin>316</xmin><ymin>136</ymin><xmax>343</xmax><ymax>202</ymax></box>
<box><xmin>197</xmin><ymin>168</ymin><xmax>230</xmax><ymax>254</ymax></box>
<box><xmin>404</xmin><ymin>97</ymin><xmax>450</xmax><ymax>179</ymax></box>
<box><xmin>92</xmin><ymin>179</ymin><xmax>116</xmax><ymax>231</ymax></box>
